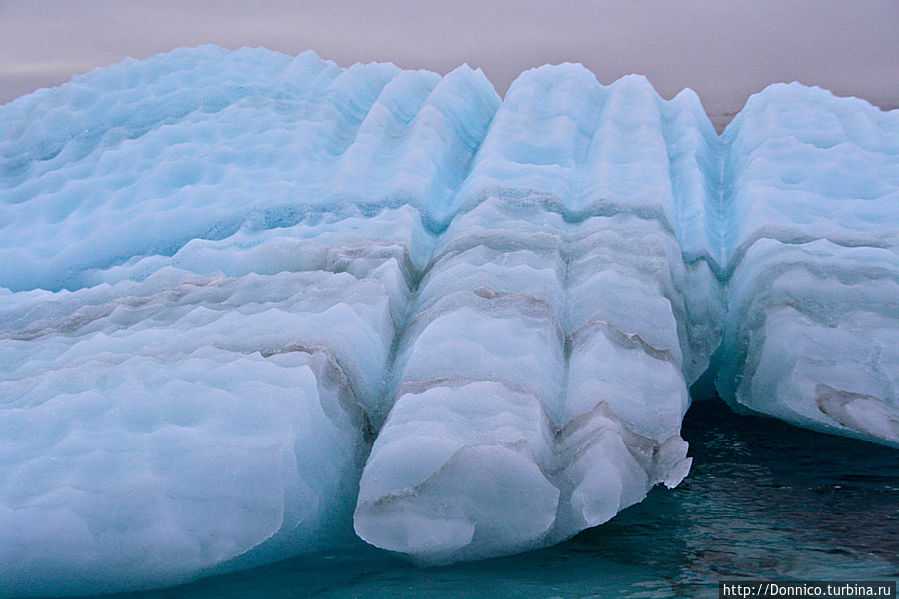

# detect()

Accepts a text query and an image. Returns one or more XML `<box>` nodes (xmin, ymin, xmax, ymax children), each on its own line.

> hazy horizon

<box><xmin>2</xmin><ymin>0</ymin><xmax>897</xmax><ymax>119</ymax></box>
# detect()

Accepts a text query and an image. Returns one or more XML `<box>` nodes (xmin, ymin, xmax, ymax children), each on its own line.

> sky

<box><xmin>1</xmin><ymin>0</ymin><xmax>897</xmax><ymax>118</ymax></box>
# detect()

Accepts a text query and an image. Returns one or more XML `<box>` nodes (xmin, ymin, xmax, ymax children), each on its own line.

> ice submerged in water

<box><xmin>0</xmin><ymin>45</ymin><xmax>896</xmax><ymax>595</ymax></box>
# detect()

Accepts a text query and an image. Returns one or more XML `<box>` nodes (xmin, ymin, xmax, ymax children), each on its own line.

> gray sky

<box><xmin>1</xmin><ymin>0</ymin><xmax>897</xmax><ymax>116</ymax></box>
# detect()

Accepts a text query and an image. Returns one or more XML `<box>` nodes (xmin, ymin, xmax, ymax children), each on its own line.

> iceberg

<box><xmin>354</xmin><ymin>67</ymin><xmax>711</xmax><ymax>563</ymax></box>
<box><xmin>0</xmin><ymin>46</ymin><xmax>500</xmax><ymax>594</ymax></box>
<box><xmin>0</xmin><ymin>45</ymin><xmax>896</xmax><ymax>593</ymax></box>
<box><xmin>715</xmin><ymin>83</ymin><xmax>899</xmax><ymax>448</ymax></box>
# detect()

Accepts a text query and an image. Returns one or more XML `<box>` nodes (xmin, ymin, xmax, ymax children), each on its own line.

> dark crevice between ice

<box><xmin>688</xmin><ymin>344</ymin><xmax>725</xmax><ymax>404</ymax></box>
<box><xmin>362</xmin><ymin>85</ymin><xmax>501</xmax><ymax>433</ymax></box>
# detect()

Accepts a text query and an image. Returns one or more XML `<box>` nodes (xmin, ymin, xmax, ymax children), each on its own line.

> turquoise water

<box><xmin>92</xmin><ymin>401</ymin><xmax>899</xmax><ymax>599</ymax></box>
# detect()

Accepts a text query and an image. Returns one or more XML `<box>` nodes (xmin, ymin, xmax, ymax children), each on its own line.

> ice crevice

<box><xmin>0</xmin><ymin>46</ymin><xmax>897</xmax><ymax>595</ymax></box>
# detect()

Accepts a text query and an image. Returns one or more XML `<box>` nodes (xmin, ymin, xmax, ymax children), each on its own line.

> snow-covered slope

<box><xmin>0</xmin><ymin>46</ymin><xmax>896</xmax><ymax>594</ymax></box>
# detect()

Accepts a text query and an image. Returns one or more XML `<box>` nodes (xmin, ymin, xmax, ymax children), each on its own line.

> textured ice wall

<box><xmin>1</xmin><ymin>45</ymin><xmax>897</xmax><ymax>594</ymax></box>
<box><xmin>0</xmin><ymin>46</ymin><xmax>500</xmax><ymax>594</ymax></box>
<box><xmin>354</xmin><ymin>66</ymin><xmax>718</xmax><ymax>563</ymax></box>
<box><xmin>716</xmin><ymin>83</ymin><xmax>899</xmax><ymax>448</ymax></box>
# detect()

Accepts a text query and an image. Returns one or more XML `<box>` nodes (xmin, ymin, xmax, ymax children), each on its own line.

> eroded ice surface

<box><xmin>715</xmin><ymin>83</ymin><xmax>899</xmax><ymax>448</ymax></box>
<box><xmin>0</xmin><ymin>46</ymin><xmax>500</xmax><ymax>594</ymax></box>
<box><xmin>354</xmin><ymin>68</ymin><xmax>711</xmax><ymax>563</ymax></box>
<box><xmin>1</xmin><ymin>45</ymin><xmax>896</xmax><ymax>595</ymax></box>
